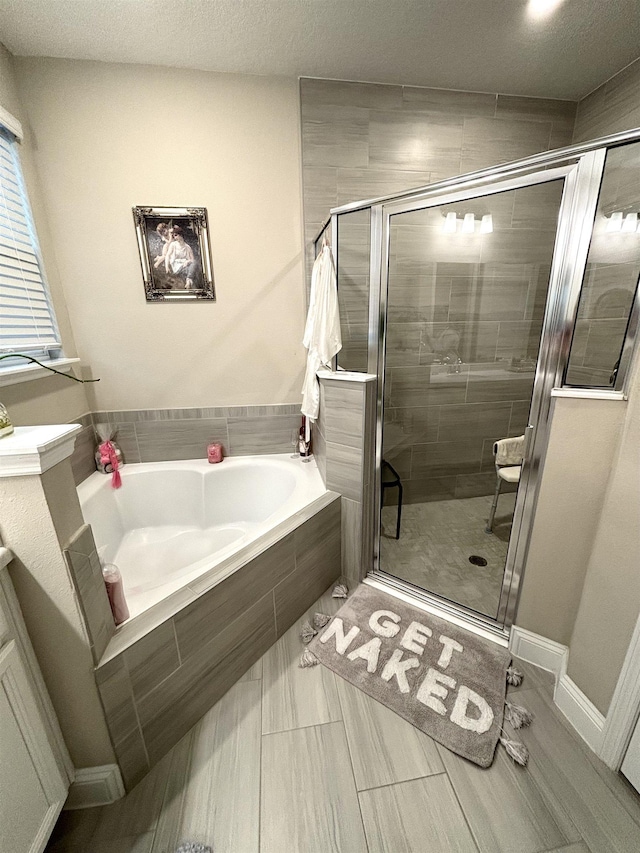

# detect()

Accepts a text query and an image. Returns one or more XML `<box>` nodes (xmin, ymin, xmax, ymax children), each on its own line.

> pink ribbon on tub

<box><xmin>99</xmin><ymin>440</ymin><xmax>122</xmax><ymax>489</ymax></box>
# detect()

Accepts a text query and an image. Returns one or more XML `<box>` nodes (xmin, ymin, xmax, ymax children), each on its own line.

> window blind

<box><xmin>0</xmin><ymin>127</ymin><xmax>61</xmax><ymax>358</ymax></box>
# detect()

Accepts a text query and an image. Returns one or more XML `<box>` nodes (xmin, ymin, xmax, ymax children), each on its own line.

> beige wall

<box><xmin>517</xmin><ymin>397</ymin><xmax>625</xmax><ymax>646</ymax></box>
<box><xmin>567</xmin><ymin>360</ymin><xmax>640</xmax><ymax>714</ymax></box>
<box><xmin>520</xmin><ymin>57</ymin><xmax>640</xmax><ymax>716</ymax></box>
<box><xmin>0</xmin><ymin>44</ymin><xmax>89</xmax><ymax>424</ymax></box>
<box><xmin>13</xmin><ymin>58</ymin><xmax>307</xmax><ymax>411</ymax></box>
<box><xmin>558</xmin><ymin>56</ymin><xmax>640</xmax><ymax>715</ymax></box>
<box><xmin>0</xmin><ymin>464</ymin><xmax>115</xmax><ymax>768</ymax></box>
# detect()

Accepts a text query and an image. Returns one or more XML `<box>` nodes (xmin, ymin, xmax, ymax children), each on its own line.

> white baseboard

<box><xmin>510</xmin><ymin>625</ymin><xmax>605</xmax><ymax>754</ymax></box>
<box><xmin>64</xmin><ymin>764</ymin><xmax>125</xmax><ymax>810</ymax></box>
<box><xmin>509</xmin><ymin>625</ymin><xmax>568</xmax><ymax>677</ymax></box>
<box><xmin>555</xmin><ymin>673</ymin><xmax>606</xmax><ymax>754</ymax></box>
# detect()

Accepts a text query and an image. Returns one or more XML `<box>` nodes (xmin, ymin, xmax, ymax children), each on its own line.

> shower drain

<box><xmin>468</xmin><ymin>555</ymin><xmax>488</xmax><ymax>567</ymax></box>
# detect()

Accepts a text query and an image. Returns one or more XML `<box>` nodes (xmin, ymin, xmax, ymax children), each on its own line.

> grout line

<box><xmin>172</xmin><ymin>618</ymin><xmax>182</xmax><ymax>667</ymax></box>
<box><xmin>258</xmin><ymin>650</ymin><xmax>264</xmax><ymax>853</ymax></box>
<box><xmin>272</xmin><ymin>588</ymin><xmax>278</xmax><ymax>639</ymax></box>
<box><xmin>262</xmin><ymin>717</ymin><xmax>344</xmax><ymax>738</ymax></box>
<box><xmin>332</xmin><ymin>700</ymin><xmax>370</xmax><ymax>852</ymax></box>
<box><xmin>442</xmin><ymin>759</ymin><xmax>483</xmax><ymax>853</ymax></box>
<box><xmin>356</xmin><ymin>770</ymin><xmax>447</xmax><ymax>795</ymax></box>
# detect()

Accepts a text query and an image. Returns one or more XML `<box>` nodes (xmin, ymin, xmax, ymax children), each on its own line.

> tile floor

<box><xmin>380</xmin><ymin>493</ymin><xmax>516</xmax><ymax>618</ymax></box>
<box><xmin>47</xmin><ymin>586</ymin><xmax>640</xmax><ymax>853</ymax></box>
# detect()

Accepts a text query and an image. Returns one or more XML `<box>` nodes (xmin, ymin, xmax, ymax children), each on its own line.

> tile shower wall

<box><xmin>70</xmin><ymin>404</ymin><xmax>302</xmax><ymax>486</ymax></box>
<box><xmin>300</xmin><ymin>77</ymin><xmax>577</xmax><ymax>371</ymax></box>
<box><xmin>382</xmin><ymin>181</ymin><xmax>564</xmax><ymax>503</ymax></box>
<box><xmin>94</xmin><ymin>498</ymin><xmax>341</xmax><ymax>790</ymax></box>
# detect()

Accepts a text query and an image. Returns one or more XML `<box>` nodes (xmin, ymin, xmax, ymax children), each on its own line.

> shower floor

<box><xmin>380</xmin><ymin>493</ymin><xmax>516</xmax><ymax>619</ymax></box>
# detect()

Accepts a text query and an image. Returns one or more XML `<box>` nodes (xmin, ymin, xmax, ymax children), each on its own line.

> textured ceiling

<box><xmin>1</xmin><ymin>0</ymin><xmax>639</xmax><ymax>100</ymax></box>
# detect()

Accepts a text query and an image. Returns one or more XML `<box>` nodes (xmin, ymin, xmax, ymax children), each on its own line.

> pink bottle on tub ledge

<box><xmin>102</xmin><ymin>563</ymin><xmax>129</xmax><ymax>626</ymax></box>
<box><xmin>208</xmin><ymin>442</ymin><xmax>224</xmax><ymax>463</ymax></box>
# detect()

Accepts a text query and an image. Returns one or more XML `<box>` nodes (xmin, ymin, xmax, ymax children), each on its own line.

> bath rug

<box><xmin>308</xmin><ymin>584</ymin><xmax>515</xmax><ymax>768</ymax></box>
<box><xmin>175</xmin><ymin>843</ymin><xmax>212</xmax><ymax>853</ymax></box>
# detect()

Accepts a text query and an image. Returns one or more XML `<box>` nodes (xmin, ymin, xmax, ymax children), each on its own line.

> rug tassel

<box><xmin>313</xmin><ymin>612</ymin><xmax>331</xmax><ymax>629</ymax></box>
<box><xmin>175</xmin><ymin>842</ymin><xmax>213</xmax><ymax>853</ymax></box>
<box><xmin>300</xmin><ymin>621</ymin><xmax>317</xmax><ymax>644</ymax></box>
<box><xmin>504</xmin><ymin>701</ymin><xmax>534</xmax><ymax>729</ymax></box>
<box><xmin>332</xmin><ymin>582</ymin><xmax>349</xmax><ymax>599</ymax></box>
<box><xmin>499</xmin><ymin>734</ymin><xmax>529</xmax><ymax>766</ymax></box>
<box><xmin>299</xmin><ymin>649</ymin><xmax>319</xmax><ymax>667</ymax></box>
<box><xmin>506</xmin><ymin>665</ymin><xmax>524</xmax><ymax>686</ymax></box>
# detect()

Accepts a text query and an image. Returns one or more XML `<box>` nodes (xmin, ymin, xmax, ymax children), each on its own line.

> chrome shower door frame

<box><xmin>368</xmin><ymin>150</ymin><xmax>607</xmax><ymax>635</ymax></box>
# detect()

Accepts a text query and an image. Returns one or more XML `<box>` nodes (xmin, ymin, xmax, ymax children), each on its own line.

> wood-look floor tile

<box><xmin>438</xmin><ymin>740</ymin><xmax>579</xmax><ymax>852</ymax></box>
<box><xmin>90</xmin><ymin>747</ymin><xmax>171</xmax><ymax>843</ymax></box>
<box><xmin>150</xmin><ymin>729</ymin><xmax>194</xmax><ymax>853</ymax></box>
<box><xmin>239</xmin><ymin>657</ymin><xmax>263</xmax><ymax>681</ymax></box>
<box><xmin>545</xmin><ymin>843</ymin><xmax>592</xmax><ymax>853</ymax></box>
<box><xmin>261</xmin><ymin>607</ymin><xmax>341</xmax><ymax>734</ymax></box>
<box><xmin>174</xmin><ymin>680</ymin><xmax>261</xmax><ymax>853</ymax></box>
<box><xmin>261</xmin><ymin>722</ymin><xmax>367</xmax><ymax>853</ymax></box>
<box><xmin>517</xmin><ymin>689</ymin><xmax>640</xmax><ymax>853</ymax></box>
<box><xmin>91</xmin><ymin>833</ymin><xmax>155</xmax><ymax>853</ymax></box>
<box><xmin>580</xmin><ymin>746</ymin><xmax>640</xmax><ymax>830</ymax></box>
<box><xmin>359</xmin><ymin>775</ymin><xmax>478</xmax><ymax>853</ymax></box>
<box><xmin>336</xmin><ymin>675</ymin><xmax>444</xmax><ymax>790</ymax></box>
<box><xmin>45</xmin><ymin>808</ymin><xmax>102</xmax><ymax>852</ymax></box>
<box><xmin>507</xmin><ymin>657</ymin><xmax>555</xmax><ymax>698</ymax></box>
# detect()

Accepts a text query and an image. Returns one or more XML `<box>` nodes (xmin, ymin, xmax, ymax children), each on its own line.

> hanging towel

<box><xmin>301</xmin><ymin>244</ymin><xmax>342</xmax><ymax>420</ymax></box>
<box><xmin>494</xmin><ymin>435</ymin><xmax>525</xmax><ymax>467</ymax></box>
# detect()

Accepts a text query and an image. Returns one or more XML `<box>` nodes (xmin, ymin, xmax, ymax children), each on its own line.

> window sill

<box><xmin>552</xmin><ymin>386</ymin><xmax>627</xmax><ymax>401</ymax></box>
<box><xmin>0</xmin><ymin>357</ymin><xmax>81</xmax><ymax>388</ymax></box>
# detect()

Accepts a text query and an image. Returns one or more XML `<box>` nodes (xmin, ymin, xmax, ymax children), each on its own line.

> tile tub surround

<box><xmin>94</xmin><ymin>495</ymin><xmax>341</xmax><ymax>790</ymax></box>
<box><xmin>317</xmin><ymin>371</ymin><xmax>376</xmax><ymax>585</ymax></box>
<box><xmin>63</xmin><ymin>524</ymin><xmax>116</xmax><ymax>665</ymax></box>
<box><xmin>69</xmin><ymin>404</ymin><xmax>303</xmax><ymax>486</ymax></box>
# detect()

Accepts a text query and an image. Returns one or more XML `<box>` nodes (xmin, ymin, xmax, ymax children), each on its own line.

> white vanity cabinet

<box><xmin>0</xmin><ymin>555</ymin><xmax>71</xmax><ymax>853</ymax></box>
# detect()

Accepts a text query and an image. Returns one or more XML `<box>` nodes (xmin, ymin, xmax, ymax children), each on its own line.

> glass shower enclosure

<box><xmin>315</xmin><ymin>129</ymin><xmax>640</xmax><ymax>637</ymax></box>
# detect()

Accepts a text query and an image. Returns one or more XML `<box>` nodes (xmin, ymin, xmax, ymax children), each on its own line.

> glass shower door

<box><xmin>378</xmin><ymin>178</ymin><xmax>566</xmax><ymax>621</ymax></box>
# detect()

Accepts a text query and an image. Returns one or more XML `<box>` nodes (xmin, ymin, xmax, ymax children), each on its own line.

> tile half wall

<box><xmin>94</xmin><ymin>497</ymin><xmax>341</xmax><ymax>790</ymax></box>
<box><xmin>70</xmin><ymin>404</ymin><xmax>303</xmax><ymax>486</ymax></box>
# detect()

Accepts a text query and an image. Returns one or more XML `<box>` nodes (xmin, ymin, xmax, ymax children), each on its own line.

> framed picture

<box><xmin>132</xmin><ymin>206</ymin><xmax>215</xmax><ymax>302</ymax></box>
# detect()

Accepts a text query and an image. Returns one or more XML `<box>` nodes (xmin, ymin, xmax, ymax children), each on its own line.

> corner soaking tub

<box><xmin>77</xmin><ymin>454</ymin><xmax>327</xmax><ymax>621</ymax></box>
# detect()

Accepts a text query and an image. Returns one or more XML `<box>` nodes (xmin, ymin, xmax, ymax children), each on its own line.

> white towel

<box><xmin>494</xmin><ymin>435</ymin><xmax>524</xmax><ymax>467</ymax></box>
<box><xmin>301</xmin><ymin>244</ymin><xmax>342</xmax><ymax>420</ymax></box>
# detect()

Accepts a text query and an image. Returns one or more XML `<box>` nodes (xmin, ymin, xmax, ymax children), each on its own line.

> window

<box><xmin>0</xmin><ymin>123</ymin><xmax>62</xmax><ymax>372</ymax></box>
<box><xmin>565</xmin><ymin>140</ymin><xmax>640</xmax><ymax>391</ymax></box>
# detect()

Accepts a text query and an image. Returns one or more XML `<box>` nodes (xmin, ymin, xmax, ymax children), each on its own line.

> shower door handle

<box><xmin>522</xmin><ymin>424</ymin><xmax>535</xmax><ymax>461</ymax></box>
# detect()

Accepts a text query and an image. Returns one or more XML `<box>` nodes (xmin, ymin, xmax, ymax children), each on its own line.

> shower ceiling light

<box><xmin>462</xmin><ymin>213</ymin><xmax>475</xmax><ymax>234</ymax></box>
<box><xmin>442</xmin><ymin>212</ymin><xmax>457</xmax><ymax>234</ymax></box>
<box><xmin>606</xmin><ymin>211</ymin><xmax>623</xmax><ymax>232</ymax></box>
<box><xmin>622</xmin><ymin>212</ymin><xmax>638</xmax><ymax>233</ymax></box>
<box><xmin>527</xmin><ymin>0</ymin><xmax>564</xmax><ymax>19</ymax></box>
<box><xmin>480</xmin><ymin>214</ymin><xmax>493</xmax><ymax>234</ymax></box>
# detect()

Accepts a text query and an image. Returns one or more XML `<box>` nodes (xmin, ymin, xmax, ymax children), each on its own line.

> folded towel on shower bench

<box><xmin>494</xmin><ymin>435</ymin><xmax>524</xmax><ymax>467</ymax></box>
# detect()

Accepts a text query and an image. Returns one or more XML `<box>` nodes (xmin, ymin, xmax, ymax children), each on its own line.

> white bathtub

<box><xmin>77</xmin><ymin>454</ymin><xmax>327</xmax><ymax>621</ymax></box>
